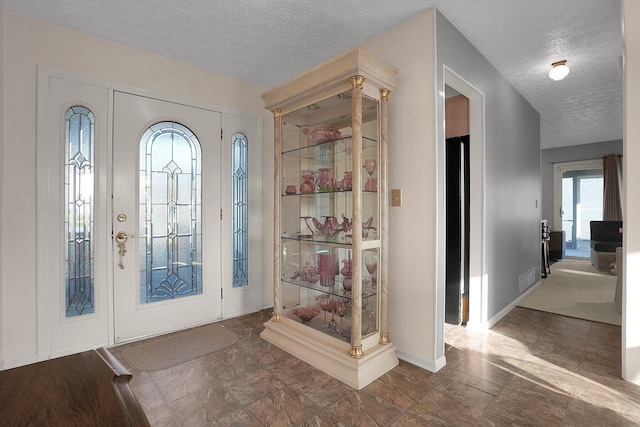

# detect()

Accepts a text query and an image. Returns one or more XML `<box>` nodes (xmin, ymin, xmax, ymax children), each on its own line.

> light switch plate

<box><xmin>391</xmin><ymin>189</ymin><xmax>402</xmax><ymax>206</ymax></box>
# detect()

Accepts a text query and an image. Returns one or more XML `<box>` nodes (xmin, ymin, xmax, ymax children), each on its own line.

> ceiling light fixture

<box><xmin>549</xmin><ymin>60</ymin><xmax>570</xmax><ymax>81</ymax></box>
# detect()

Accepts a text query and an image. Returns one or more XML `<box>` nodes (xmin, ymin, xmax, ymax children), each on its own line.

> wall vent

<box><xmin>519</xmin><ymin>268</ymin><xmax>537</xmax><ymax>293</ymax></box>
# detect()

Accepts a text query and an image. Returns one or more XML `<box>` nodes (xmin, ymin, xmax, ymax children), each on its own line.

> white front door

<box><xmin>112</xmin><ymin>92</ymin><xmax>223</xmax><ymax>343</ymax></box>
<box><xmin>38</xmin><ymin>71</ymin><xmax>262</xmax><ymax>358</ymax></box>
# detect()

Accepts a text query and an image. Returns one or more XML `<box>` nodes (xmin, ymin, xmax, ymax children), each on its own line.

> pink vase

<box><xmin>364</xmin><ymin>177</ymin><xmax>377</xmax><ymax>192</ymax></box>
<box><xmin>317</xmin><ymin>168</ymin><xmax>333</xmax><ymax>192</ymax></box>
<box><xmin>342</xmin><ymin>171</ymin><xmax>353</xmax><ymax>191</ymax></box>
<box><xmin>318</xmin><ymin>253</ymin><xmax>336</xmax><ymax>286</ymax></box>
<box><xmin>300</xmin><ymin>170</ymin><xmax>315</xmax><ymax>193</ymax></box>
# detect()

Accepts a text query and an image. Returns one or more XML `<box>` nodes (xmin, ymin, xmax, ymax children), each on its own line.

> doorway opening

<box><xmin>441</xmin><ymin>67</ymin><xmax>486</xmax><ymax>336</ymax></box>
<box><xmin>553</xmin><ymin>159</ymin><xmax>603</xmax><ymax>259</ymax></box>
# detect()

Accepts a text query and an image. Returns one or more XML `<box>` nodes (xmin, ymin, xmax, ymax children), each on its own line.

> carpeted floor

<box><xmin>518</xmin><ymin>258</ymin><xmax>621</xmax><ymax>325</ymax></box>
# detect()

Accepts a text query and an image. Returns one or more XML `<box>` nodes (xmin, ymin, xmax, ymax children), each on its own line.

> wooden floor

<box><xmin>0</xmin><ymin>348</ymin><xmax>149</xmax><ymax>426</ymax></box>
<box><xmin>106</xmin><ymin>307</ymin><xmax>640</xmax><ymax>426</ymax></box>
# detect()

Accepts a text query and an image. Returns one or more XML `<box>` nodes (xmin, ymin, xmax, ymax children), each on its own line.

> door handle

<box><xmin>115</xmin><ymin>231</ymin><xmax>133</xmax><ymax>269</ymax></box>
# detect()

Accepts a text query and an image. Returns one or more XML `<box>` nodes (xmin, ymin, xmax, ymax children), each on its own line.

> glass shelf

<box><xmin>281</xmin><ymin>234</ymin><xmax>381</xmax><ymax>246</ymax></box>
<box><xmin>281</xmin><ymin>190</ymin><xmax>379</xmax><ymax>197</ymax></box>
<box><xmin>281</xmin><ymin>276</ymin><xmax>377</xmax><ymax>299</ymax></box>
<box><xmin>281</xmin><ymin>135</ymin><xmax>377</xmax><ymax>156</ymax></box>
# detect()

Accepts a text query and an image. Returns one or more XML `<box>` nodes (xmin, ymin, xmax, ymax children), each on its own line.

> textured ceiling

<box><xmin>1</xmin><ymin>0</ymin><xmax>623</xmax><ymax>149</ymax></box>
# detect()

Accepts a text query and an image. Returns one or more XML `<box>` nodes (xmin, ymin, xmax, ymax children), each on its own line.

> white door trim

<box><xmin>441</xmin><ymin>68</ymin><xmax>487</xmax><ymax>328</ymax></box>
<box><xmin>36</xmin><ymin>67</ymin><xmax>263</xmax><ymax>359</ymax></box>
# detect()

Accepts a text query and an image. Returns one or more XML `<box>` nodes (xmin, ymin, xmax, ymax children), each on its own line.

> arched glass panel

<box><xmin>140</xmin><ymin>122</ymin><xmax>202</xmax><ymax>303</ymax></box>
<box><xmin>232</xmin><ymin>132</ymin><xmax>249</xmax><ymax>287</ymax></box>
<box><xmin>65</xmin><ymin>106</ymin><xmax>95</xmax><ymax>317</ymax></box>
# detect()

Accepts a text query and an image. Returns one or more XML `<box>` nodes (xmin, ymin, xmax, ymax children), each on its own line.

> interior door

<box><xmin>445</xmin><ymin>135</ymin><xmax>470</xmax><ymax>325</ymax></box>
<box><xmin>113</xmin><ymin>92</ymin><xmax>222</xmax><ymax>343</ymax></box>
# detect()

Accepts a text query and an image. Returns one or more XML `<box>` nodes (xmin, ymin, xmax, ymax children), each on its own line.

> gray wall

<box><xmin>541</xmin><ymin>140</ymin><xmax>623</xmax><ymax>229</ymax></box>
<box><xmin>436</xmin><ymin>11</ymin><xmax>541</xmax><ymax>322</ymax></box>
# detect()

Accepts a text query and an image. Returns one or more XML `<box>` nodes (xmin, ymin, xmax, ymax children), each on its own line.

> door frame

<box><xmin>37</xmin><ymin>67</ymin><xmax>263</xmax><ymax>358</ymax></box>
<box><xmin>442</xmin><ymin>66</ymin><xmax>487</xmax><ymax>334</ymax></box>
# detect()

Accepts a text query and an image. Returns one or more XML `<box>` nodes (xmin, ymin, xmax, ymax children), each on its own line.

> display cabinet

<box><xmin>260</xmin><ymin>47</ymin><xmax>398</xmax><ymax>389</ymax></box>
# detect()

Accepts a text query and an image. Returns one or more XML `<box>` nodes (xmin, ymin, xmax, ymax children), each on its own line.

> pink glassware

<box><xmin>336</xmin><ymin>302</ymin><xmax>348</xmax><ymax>326</ymax></box>
<box><xmin>362</xmin><ymin>216</ymin><xmax>377</xmax><ymax>238</ymax></box>
<box><xmin>310</xmin><ymin>126</ymin><xmax>341</xmax><ymax>144</ymax></box>
<box><xmin>290</xmin><ymin>263</ymin><xmax>319</xmax><ymax>284</ymax></box>
<box><xmin>364</xmin><ymin>159</ymin><xmax>377</xmax><ymax>177</ymax></box>
<box><xmin>299</xmin><ymin>216</ymin><xmax>315</xmax><ymax>239</ymax></box>
<box><xmin>291</xmin><ymin>306</ymin><xmax>321</xmax><ymax>323</ymax></box>
<box><xmin>318</xmin><ymin>253</ymin><xmax>336</xmax><ymax>287</ymax></box>
<box><xmin>312</xmin><ymin>216</ymin><xmax>344</xmax><ymax>240</ymax></box>
<box><xmin>317</xmin><ymin>168</ymin><xmax>333</xmax><ymax>192</ymax></box>
<box><xmin>342</xmin><ymin>171</ymin><xmax>353</xmax><ymax>191</ymax></box>
<box><xmin>365</xmin><ymin>257</ymin><xmax>377</xmax><ymax>274</ymax></box>
<box><xmin>364</xmin><ymin>177</ymin><xmax>377</xmax><ymax>192</ymax></box>
<box><xmin>300</xmin><ymin>170</ymin><xmax>315</xmax><ymax>194</ymax></box>
<box><xmin>320</xmin><ymin>297</ymin><xmax>331</xmax><ymax>323</ymax></box>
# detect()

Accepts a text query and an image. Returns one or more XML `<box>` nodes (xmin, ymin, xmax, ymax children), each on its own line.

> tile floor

<box><xmin>109</xmin><ymin>307</ymin><xmax>640</xmax><ymax>426</ymax></box>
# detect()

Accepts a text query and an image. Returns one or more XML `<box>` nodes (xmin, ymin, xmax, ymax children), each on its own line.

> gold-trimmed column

<box><xmin>350</xmin><ymin>75</ymin><xmax>365</xmax><ymax>358</ymax></box>
<box><xmin>272</xmin><ymin>109</ymin><xmax>282</xmax><ymax>322</ymax></box>
<box><xmin>379</xmin><ymin>88</ymin><xmax>390</xmax><ymax>344</ymax></box>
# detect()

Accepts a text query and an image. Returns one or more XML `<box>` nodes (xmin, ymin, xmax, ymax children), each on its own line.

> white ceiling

<box><xmin>2</xmin><ymin>0</ymin><xmax>623</xmax><ymax>149</ymax></box>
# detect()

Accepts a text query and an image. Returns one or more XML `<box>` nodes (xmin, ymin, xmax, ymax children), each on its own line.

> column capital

<box><xmin>350</xmin><ymin>75</ymin><xmax>365</xmax><ymax>89</ymax></box>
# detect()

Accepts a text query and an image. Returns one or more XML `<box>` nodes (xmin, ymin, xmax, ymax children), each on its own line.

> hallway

<box><xmin>110</xmin><ymin>307</ymin><xmax>640</xmax><ymax>426</ymax></box>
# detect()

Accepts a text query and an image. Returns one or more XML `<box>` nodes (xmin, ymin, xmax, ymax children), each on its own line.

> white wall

<box><xmin>364</xmin><ymin>8</ymin><xmax>541</xmax><ymax>370</ymax></box>
<box><xmin>363</xmin><ymin>10</ymin><xmax>440</xmax><ymax>370</ymax></box>
<box><xmin>1</xmin><ymin>8</ymin><xmax>273</xmax><ymax>362</ymax></box>
<box><xmin>436</xmin><ymin>10</ymin><xmax>541</xmax><ymax>328</ymax></box>
<box><xmin>0</xmin><ymin>4</ymin><xmax>5</xmax><ymax>368</ymax></box>
<box><xmin>622</xmin><ymin>0</ymin><xmax>640</xmax><ymax>385</ymax></box>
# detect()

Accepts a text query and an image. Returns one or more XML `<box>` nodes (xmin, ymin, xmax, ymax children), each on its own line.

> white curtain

<box><xmin>603</xmin><ymin>154</ymin><xmax>623</xmax><ymax>221</ymax></box>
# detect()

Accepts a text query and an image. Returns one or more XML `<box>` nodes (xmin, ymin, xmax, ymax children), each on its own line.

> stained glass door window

<box><xmin>232</xmin><ymin>132</ymin><xmax>248</xmax><ymax>287</ymax></box>
<box><xmin>139</xmin><ymin>122</ymin><xmax>202</xmax><ymax>303</ymax></box>
<box><xmin>65</xmin><ymin>106</ymin><xmax>95</xmax><ymax>317</ymax></box>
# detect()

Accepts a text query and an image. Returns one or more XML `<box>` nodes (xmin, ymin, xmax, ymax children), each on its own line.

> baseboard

<box><xmin>487</xmin><ymin>280</ymin><xmax>542</xmax><ymax>328</ymax></box>
<box><xmin>396</xmin><ymin>349</ymin><xmax>446</xmax><ymax>373</ymax></box>
<box><xmin>1</xmin><ymin>353</ymin><xmax>39</xmax><ymax>371</ymax></box>
<box><xmin>515</xmin><ymin>279</ymin><xmax>542</xmax><ymax>305</ymax></box>
<box><xmin>465</xmin><ymin>280</ymin><xmax>542</xmax><ymax>331</ymax></box>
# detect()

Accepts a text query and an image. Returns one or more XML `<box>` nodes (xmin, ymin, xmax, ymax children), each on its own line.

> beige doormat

<box><xmin>121</xmin><ymin>323</ymin><xmax>238</xmax><ymax>371</ymax></box>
